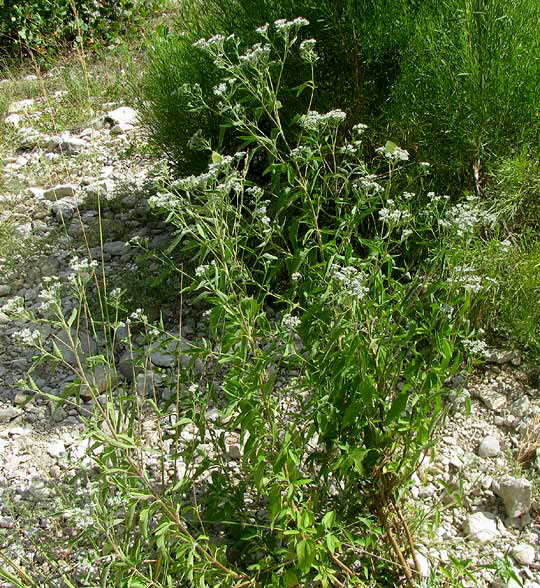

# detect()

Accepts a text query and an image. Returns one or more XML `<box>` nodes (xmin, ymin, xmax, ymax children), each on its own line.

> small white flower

<box><xmin>188</xmin><ymin>383</ymin><xmax>198</xmax><ymax>393</ymax></box>
<box><xmin>239</xmin><ymin>43</ymin><xmax>272</xmax><ymax>67</ymax></box>
<box><xmin>291</xmin><ymin>272</ymin><xmax>302</xmax><ymax>281</ymax></box>
<box><xmin>332</xmin><ymin>264</ymin><xmax>369</xmax><ymax>300</ymax></box>
<box><xmin>246</xmin><ymin>186</ymin><xmax>264</xmax><ymax>199</ymax></box>
<box><xmin>299</xmin><ymin>38</ymin><xmax>317</xmax><ymax>62</ymax></box>
<box><xmin>256</xmin><ymin>23</ymin><xmax>269</xmax><ymax>35</ymax></box>
<box><xmin>299</xmin><ymin>109</ymin><xmax>346</xmax><ymax>131</ymax></box>
<box><xmin>274</xmin><ymin>17</ymin><xmax>309</xmax><ymax>34</ymax></box>
<box><xmin>419</xmin><ymin>161</ymin><xmax>431</xmax><ymax>168</ymax></box>
<box><xmin>462</xmin><ymin>338</ymin><xmax>490</xmax><ymax>357</ymax></box>
<box><xmin>448</xmin><ymin>266</ymin><xmax>483</xmax><ymax>293</ymax></box>
<box><xmin>282</xmin><ymin>313</ymin><xmax>301</xmax><ymax>331</ymax></box>
<box><xmin>352</xmin><ymin>123</ymin><xmax>368</xmax><ymax>134</ymax></box>
<box><xmin>13</xmin><ymin>328</ymin><xmax>41</xmax><ymax>346</ymax></box>
<box><xmin>195</xmin><ymin>264</ymin><xmax>209</xmax><ymax>277</ymax></box>
<box><xmin>129</xmin><ymin>308</ymin><xmax>148</xmax><ymax>322</ymax></box>
<box><xmin>213</xmin><ymin>83</ymin><xmax>227</xmax><ymax>97</ymax></box>
<box><xmin>376</xmin><ymin>145</ymin><xmax>409</xmax><ymax>161</ymax></box>
<box><xmin>1</xmin><ymin>296</ymin><xmax>24</xmax><ymax>315</ymax></box>
<box><xmin>69</xmin><ymin>256</ymin><xmax>98</xmax><ymax>274</ymax></box>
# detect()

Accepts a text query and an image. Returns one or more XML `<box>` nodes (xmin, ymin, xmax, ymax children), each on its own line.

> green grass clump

<box><xmin>487</xmin><ymin>148</ymin><xmax>540</xmax><ymax>229</ymax></box>
<box><xmin>138</xmin><ymin>0</ymin><xmax>420</xmax><ymax>174</ymax></box>
<box><xmin>386</xmin><ymin>0</ymin><xmax>540</xmax><ymax>191</ymax></box>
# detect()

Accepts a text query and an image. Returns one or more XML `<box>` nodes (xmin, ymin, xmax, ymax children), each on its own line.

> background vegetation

<box><xmin>0</xmin><ymin>0</ymin><xmax>160</xmax><ymax>56</ymax></box>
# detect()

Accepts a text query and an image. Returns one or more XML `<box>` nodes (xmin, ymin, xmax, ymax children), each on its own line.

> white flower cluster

<box><xmin>376</xmin><ymin>145</ymin><xmax>409</xmax><ymax>161</ymax></box>
<box><xmin>213</xmin><ymin>82</ymin><xmax>227</xmax><ymax>97</ymax></box>
<box><xmin>462</xmin><ymin>338</ymin><xmax>490</xmax><ymax>357</ymax></box>
<box><xmin>299</xmin><ymin>109</ymin><xmax>346</xmax><ymax>131</ymax></box>
<box><xmin>282</xmin><ymin>313</ymin><xmax>301</xmax><ymax>331</ymax></box>
<box><xmin>1</xmin><ymin>295</ymin><xmax>24</xmax><ymax>315</ymax></box>
<box><xmin>129</xmin><ymin>308</ymin><xmax>148</xmax><ymax>323</ymax></box>
<box><xmin>448</xmin><ymin>265</ymin><xmax>483</xmax><ymax>293</ymax></box>
<box><xmin>39</xmin><ymin>278</ymin><xmax>62</xmax><ymax>312</ymax></box>
<box><xmin>148</xmin><ymin>191</ymin><xmax>178</xmax><ymax>209</ymax></box>
<box><xmin>339</xmin><ymin>141</ymin><xmax>363</xmax><ymax>155</ymax></box>
<box><xmin>378</xmin><ymin>199</ymin><xmax>411</xmax><ymax>224</ymax></box>
<box><xmin>274</xmin><ymin>17</ymin><xmax>309</xmax><ymax>34</ymax></box>
<box><xmin>354</xmin><ymin>175</ymin><xmax>384</xmax><ymax>194</ymax></box>
<box><xmin>239</xmin><ymin>43</ymin><xmax>272</xmax><ymax>67</ymax></box>
<box><xmin>290</xmin><ymin>145</ymin><xmax>313</xmax><ymax>162</ymax></box>
<box><xmin>438</xmin><ymin>197</ymin><xmax>496</xmax><ymax>237</ymax></box>
<box><xmin>352</xmin><ymin>123</ymin><xmax>368</xmax><ymax>134</ymax></box>
<box><xmin>193</xmin><ymin>34</ymin><xmax>226</xmax><ymax>52</ymax></box>
<box><xmin>195</xmin><ymin>264</ymin><xmax>209</xmax><ymax>277</ymax></box>
<box><xmin>13</xmin><ymin>327</ymin><xmax>41</xmax><ymax>346</ymax></box>
<box><xmin>246</xmin><ymin>186</ymin><xmax>264</xmax><ymax>199</ymax></box>
<box><xmin>109</xmin><ymin>287</ymin><xmax>122</xmax><ymax>300</ymax></box>
<box><xmin>195</xmin><ymin>260</ymin><xmax>216</xmax><ymax>278</ymax></box>
<box><xmin>69</xmin><ymin>256</ymin><xmax>98</xmax><ymax>274</ymax></box>
<box><xmin>332</xmin><ymin>264</ymin><xmax>369</xmax><ymax>300</ymax></box>
<box><xmin>255</xmin><ymin>202</ymin><xmax>272</xmax><ymax>233</ymax></box>
<box><xmin>291</xmin><ymin>272</ymin><xmax>302</xmax><ymax>281</ymax></box>
<box><xmin>299</xmin><ymin>38</ymin><xmax>317</xmax><ymax>62</ymax></box>
<box><xmin>440</xmin><ymin>304</ymin><xmax>454</xmax><ymax>320</ymax></box>
<box><xmin>256</xmin><ymin>23</ymin><xmax>269</xmax><ymax>35</ymax></box>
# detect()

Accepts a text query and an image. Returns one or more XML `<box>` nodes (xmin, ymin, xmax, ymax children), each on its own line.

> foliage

<box><xmin>138</xmin><ymin>0</ymin><xmax>420</xmax><ymax>175</ymax></box>
<box><xmin>387</xmin><ymin>0</ymin><xmax>540</xmax><ymax>189</ymax></box>
<box><xmin>0</xmin><ymin>0</ymin><xmax>160</xmax><ymax>56</ymax></box>
<box><xmin>1</xmin><ymin>22</ymin><xmax>501</xmax><ymax>586</ymax></box>
<box><xmin>487</xmin><ymin>148</ymin><xmax>540</xmax><ymax>229</ymax></box>
<box><xmin>444</xmin><ymin>232</ymin><xmax>540</xmax><ymax>356</ymax></box>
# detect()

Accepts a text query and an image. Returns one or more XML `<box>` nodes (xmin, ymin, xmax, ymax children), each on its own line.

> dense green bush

<box><xmin>140</xmin><ymin>0</ymin><xmax>540</xmax><ymax>192</ymax></box>
<box><xmin>387</xmin><ymin>0</ymin><xmax>540</xmax><ymax>190</ymax></box>
<box><xmin>0</xmin><ymin>0</ymin><xmax>159</xmax><ymax>55</ymax></box>
<box><xmin>138</xmin><ymin>0</ymin><xmax>419</xmax><ymax>174</ymax></box>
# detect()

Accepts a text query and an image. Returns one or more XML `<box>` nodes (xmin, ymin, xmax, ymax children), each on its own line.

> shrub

<box><xmin>138</xmin><ymin>0</ymin><xmax>419</xmax><ymax>174</ymax></box>
<box><xmin>386</xmin><ymin>0</ymin><xmax>540</xmax><ymax>190</ymax></box>
<box><xmin>1</xmin><ymin>23</ymin><xmax>501</xmax><ymax>586</ymax></box>
<box><xmin>0</xmin><ymin>0</ymin><xmax>159</xmax><ymax>56</ymax></box>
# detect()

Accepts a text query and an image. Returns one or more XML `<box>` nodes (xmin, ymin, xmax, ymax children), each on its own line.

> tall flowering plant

<box><xmin>144</xmin><ymin>19</ymin><xmax>494</xmax><ymax>586</ymax></box>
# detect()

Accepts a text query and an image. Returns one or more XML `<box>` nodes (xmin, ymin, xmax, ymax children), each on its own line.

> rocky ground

<box><xmin>0</xmin><ymin>78</ymin><xmax>539</xmax><ymax>587</ymax></box>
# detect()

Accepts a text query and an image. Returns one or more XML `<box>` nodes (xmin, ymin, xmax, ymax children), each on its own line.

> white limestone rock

<box><xmin>495</xmin><ymin>476</ymin><xmax>532</xmax><ymax>518</ymax></box>
<box><xmin>512</xmin><ymin>543</ymin><xmax>535</xmax><ymax>566</ymax></box>
<box><xmin>463</xmin><ymin>511</ymin><xmax>500</xmax><ymax>542</ymax></box>
<box><xmin>104</xmin><ymin>106</ymin><xmax>138</xmax><ymax>126</ymax></box>
<box><xmin>43</xmin><ymin>184</ymin><xmax>77</xmax><ymax>201</ymax></box>
<box><xmin>478</xmin><ymin>435</ymin><xmax>501</xmax><ymax>458</ymax></box>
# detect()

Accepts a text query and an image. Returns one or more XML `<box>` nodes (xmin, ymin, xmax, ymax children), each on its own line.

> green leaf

<box><xmin>283</xmin><ymin>569</ymin><xmax>299</xmax><ymax>586</ymax></box>
<box><xmin>321</xmin><ymin>511</ymin><xmax>335</xmax><ymax>530</ymax></box>
<box><xmin>326</xmin><ymin>533</ymin><xmax>339</xmax><ymax>554</ymax></box>
<box><xmin>385</xmin><ymin>391</ymin><xmax>408</xmax><ymax>424</ymax></box>
<box><xmin>296</xmin><ymin>539</ymin><xmax>314</xmax><ymax>573</ymax></box>
<box><xmin>66</xmin><ymin>308</ymin><xmax>78</xmax><ymax>329</ymax></box>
